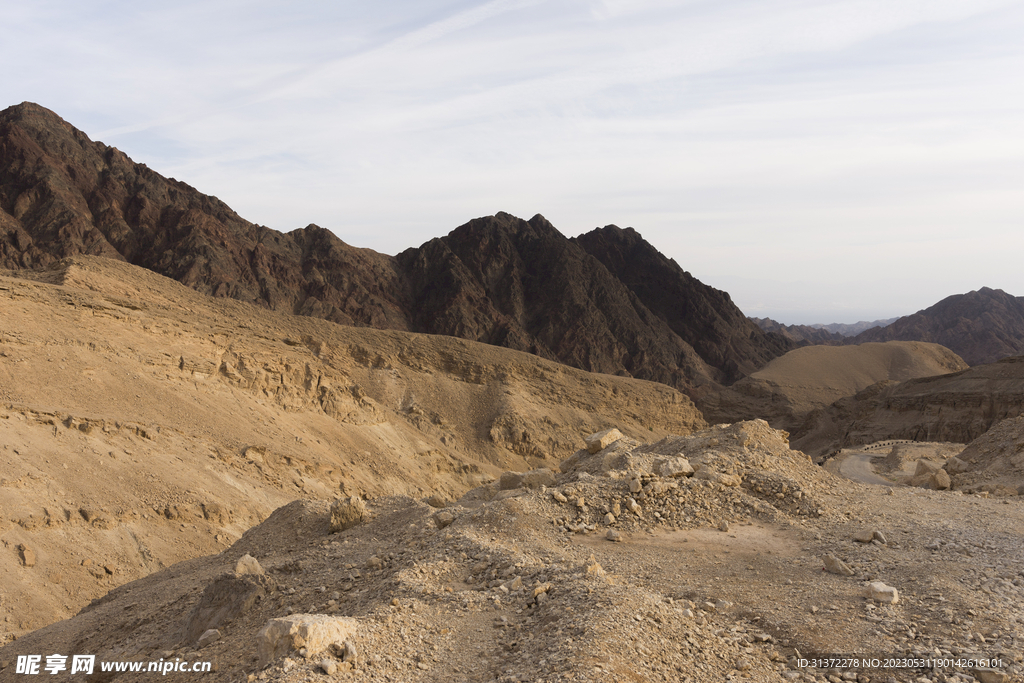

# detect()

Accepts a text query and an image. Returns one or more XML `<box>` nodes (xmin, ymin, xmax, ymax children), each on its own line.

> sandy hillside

<box><xmin>0</xmin><ymin>256</ymin><xmax>705</xmax><ymax>640</ymax></box>
<box><xmin>2</xmin><ymin>421</ymin><xmax>1021</xmax><ymax>683</ymax></box>
<box><xmin>700</xmin><ymin>341</ymin><xmax>968</xmax><ymax>428</ymax></box>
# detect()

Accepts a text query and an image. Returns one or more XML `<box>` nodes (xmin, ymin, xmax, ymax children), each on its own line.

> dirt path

<box><xmin>839</xmin><ymin>451</ymin><xmax>894</xmax><ymax>486</ymax></box>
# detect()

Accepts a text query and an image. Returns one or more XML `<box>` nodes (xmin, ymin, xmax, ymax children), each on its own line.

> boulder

<box><xmin>655</xmin><ymin>457</ymin><xmax>694</xmax><ymax>478</ymax></box>
<box><xmin>944</xmin><ymin>456</ymin><xmax>970</xmax><ymax>475</ymax></box>
<box><xmin>329</xmin><ymin>496</ymin><xmax>366</xmax><ymax>533</ymax></box>
<box><xmin>932</xmin><ymin>468</ymin><xmax>951</xmax><ymax>490</ymax></box>
<box><xmin>184</xmin><ymin>574</ymin><xmax>271</xmax><ymax>644</ymax></box>
<box><xmin>585</xmin><ymin>428</ymin><xmax>623</xmax><ymax>454</ymax></box>
<box><xmin>234</xmin><ymin>554</ymin><xmax>264</xmax><ymax>576</ymax></box>
<box><xmin>256</xmin><ymin>614</ymin><xmax>359</xmax><ymax>666</ymax></box>
<box><xmin>500</xmin><ymin>468</ymin><xmax>557</xmax><ymax>490</ymax></box>
<box><xmin>432</xmin><ymin>511</ymin><xmax>455</xmax><ymax>529</ymax></box>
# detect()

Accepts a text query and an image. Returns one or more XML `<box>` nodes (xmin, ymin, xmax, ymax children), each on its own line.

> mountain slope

<box><xmin>574</xmin><ymin>225</ymin><xmax>793</xmax><ymax>384</ymax></box>
<box><xmin>0</xmin><ymin>102</ymin><xmax>793</xmax><ymax>393</ymax></box>
<box><xmin>851</xmin><ymin>288</ymin><xmax>1024</xmax><ymax>365</ymax></box>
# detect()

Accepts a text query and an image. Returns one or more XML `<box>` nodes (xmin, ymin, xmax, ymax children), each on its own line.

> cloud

<box><xmin>5</xmin><ymin>0</ymin><xmax>1024</xmax><ymax>321</ymax></box>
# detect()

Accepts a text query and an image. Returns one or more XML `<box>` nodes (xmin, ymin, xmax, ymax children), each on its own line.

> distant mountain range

<box><xmin>750</xmin><ymin>317</ymin><xmax>899</xmax><ymax>345</ymax></box>
<box><xmin>754</xmin><ymin>289</ymin><xmax>1024</xmax><ymax>367</ymax></box>
<box><xmin>849</xmin><ymin>288</ymin><xmax>1024</xmax><ymax>366</ymax></box>
<box><xmin>0</xmin><ymin>102</ymin><xmax>793</xmax><ymax>396</ymax></box>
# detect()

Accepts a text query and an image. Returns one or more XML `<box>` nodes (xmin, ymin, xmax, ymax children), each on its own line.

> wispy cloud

<box><xmin>5</xmin><ymin>0</ymin><xmax>1024</xmax><ymax>322</ymax></box>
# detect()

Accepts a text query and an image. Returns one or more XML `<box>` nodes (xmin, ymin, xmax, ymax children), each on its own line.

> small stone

<box><xmin>433</xmin><ymin>511</ymin><xmax>455</xmax><ymax>529</ymax></box>
<box><xmin>735</xmin><ymin>657</ymin><xmax>751</xmax><ymax>671</ymax></box>
<box><xmin>718</xmin><ymin>520</ymin><xmax>730</xmax><ymax>532</ymax></box>
<box><xmin>853</xmin><ymin>530</ymin><xmax>875</xmax><ymax>543</ymax></box>
<box><xmin>872</xmin><ymin>530</ymin><xmax>888</xmax><ymax>545</ymax></box>
<box><xmin>425</xmin><ymin>494</ymin><xmax>447</xmax><ymax>508</ymax></box>
<box><xmin>865</xmin><ymin>581</ymin><xmax>899</xmax><ymax>604</ymax></box>
<box><xmin>235</xmin><ymin>553</ymin><xmax>264</xmax><ymax>576</ymax></box>
<box><xmin>320</xmin><ymin>658</ymin><xmax>337</xmax><ymax>675</ymax></box>
<box><xmin>365</xmin><ymin>556</ymin><xmax>382</xmax><ymax>569</ymax></box>
<box><xmin>973</xmin><ymin>668</ymin><xmax>1009</xmax><ymax>683</ymax></box>
<box><xmin>822</xmin><ymin>554</ymin><xmax>855</xmax><ymax>576</ymax></box>
<box><xmin>197</xmin><ymin>628</ymin><xmax>221</xmax><ymax>648</ymax></box>
<box><xmin>342</xmin><ymin>640</ymin><xmax>358</xmax><ymax>664</ymax></box>
<box><xmin>575</xmin><ymin>497</ymin><xmax>586</xmax><ymax>509</ymax></box>
<box><xmin>532</xmin><ymin>583</ymin><xmax>552</xmax><ymax>599</ymax></box>
<box><xmin>629</xmin><ymin>478</ymin><xmax>643</xmax><ymax>494</ymax></box>
<box><xmin>603</xmin><ymin>512</ymin><xmax>615</xmax><ymax>525</ymax></box>
<box><xmin>17</xmin><ymin>544</ymin><xmax>35</xmax><ymax>568</ymax></box>
<box><xmin>625</xmin><ymin>497</ymin><xmax>642</xmax><ymax>515</ymax></box>
<box><xmin>509</xmin><ymin>576</ymin><xmax>523</xmax><ymax>591</ymax></box>
<box><xmin>606</xmin><ymin>530</ymin><xmax>622</xmax><ymax>542</ymax></box>
<box><xmin>551</xmin><ymin>490</ymin><xmax>568</xmax><ymax>503</ymax></box>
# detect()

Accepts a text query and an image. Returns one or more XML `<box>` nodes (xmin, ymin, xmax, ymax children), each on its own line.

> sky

<box><xmin>5</xmin><ymin>0</ymin><xmax>1024</xmax><ymax>325</ymax></box>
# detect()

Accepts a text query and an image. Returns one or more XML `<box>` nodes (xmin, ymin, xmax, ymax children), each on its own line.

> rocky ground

<box><xmin>2</xmin><ymin>421</ymin><xmax>1021</xmax><ymax>683</ymax></box>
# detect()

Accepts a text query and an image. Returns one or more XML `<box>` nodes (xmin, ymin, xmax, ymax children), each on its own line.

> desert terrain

<box><xmin>0</xmin><ymin>257</ymin><xmax>1022</xmax><ymax>683</ymax></box>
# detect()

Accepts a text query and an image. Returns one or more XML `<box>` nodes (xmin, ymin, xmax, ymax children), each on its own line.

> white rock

<box><xmin>197</xmin><ymin>628</ymin><xmax>221</xmax><ymax>648</ymax></box>
<box><xmin>256</xmin><ymin>614</ymin><xmax>359</xmax><ymax>666</ymax></box>
<box><xmin>625</xmin><ymin>497</ymin><xmax>642</xmax><ymax>515</ymax></box>
<box><xmin>655</xmin><ymin>457</ymin><xmax>694</xmax><ymax>478</ymax></box>
<box><xmin>865</xmin><ymin>581</ymin><xmax>899</xmax><ymax>604</ymax></box>
<box><xmin>585</xmin><ymin>428</ymin><xmax>623</xmax><ymax>454</ymax></box>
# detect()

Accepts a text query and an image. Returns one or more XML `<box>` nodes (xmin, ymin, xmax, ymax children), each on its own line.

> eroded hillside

<box><xmin>0</xmin><ymin>255</ymin><xmax>704</xmax><ymax>639</ymax></box>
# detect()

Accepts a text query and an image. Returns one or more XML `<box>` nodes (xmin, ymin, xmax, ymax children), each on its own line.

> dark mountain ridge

<box><xmin>851</xmin><ymin>288</ymin><xmax>1024</xmax><ymax>366</ymax></box>
<box><xmin>0</xmin><ymin>102</ymin><xmax>795</xmax><ymax>395</ymax></box>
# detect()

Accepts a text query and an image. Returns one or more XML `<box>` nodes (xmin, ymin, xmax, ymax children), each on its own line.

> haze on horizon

<box><xmin>5</xmin><ymin>0</ymin><xmax>1024</xmax><ymax>326</ymax></box>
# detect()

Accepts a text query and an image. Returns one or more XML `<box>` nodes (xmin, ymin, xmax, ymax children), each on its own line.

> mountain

<box><xmin>574</xmin><ymin>226</ymin><xmax>792</xmax><ymax>384</ymax></box>
<box><xmin>810</xmin><ymin>318</ymin><xmax>898</xmax><ymax>336</ymax></box>
<box><xmin>850</xmin><ymin>288</ymin><xmax>1024</xmax><ymax>365</ymax></box>
<box><xmin>748</xmin><ymin>316</ymin><xmax>900</xmax><ymax>345</ymax></box>
<box><xmin>0</xmin><ymin>102</ymin><xmax>794</xmax><ymax>395</ymax></box>
<box><xmin>749</xmin><ymin>317</ymin><xmax>844</xmax><ymax>345</ymax></box>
